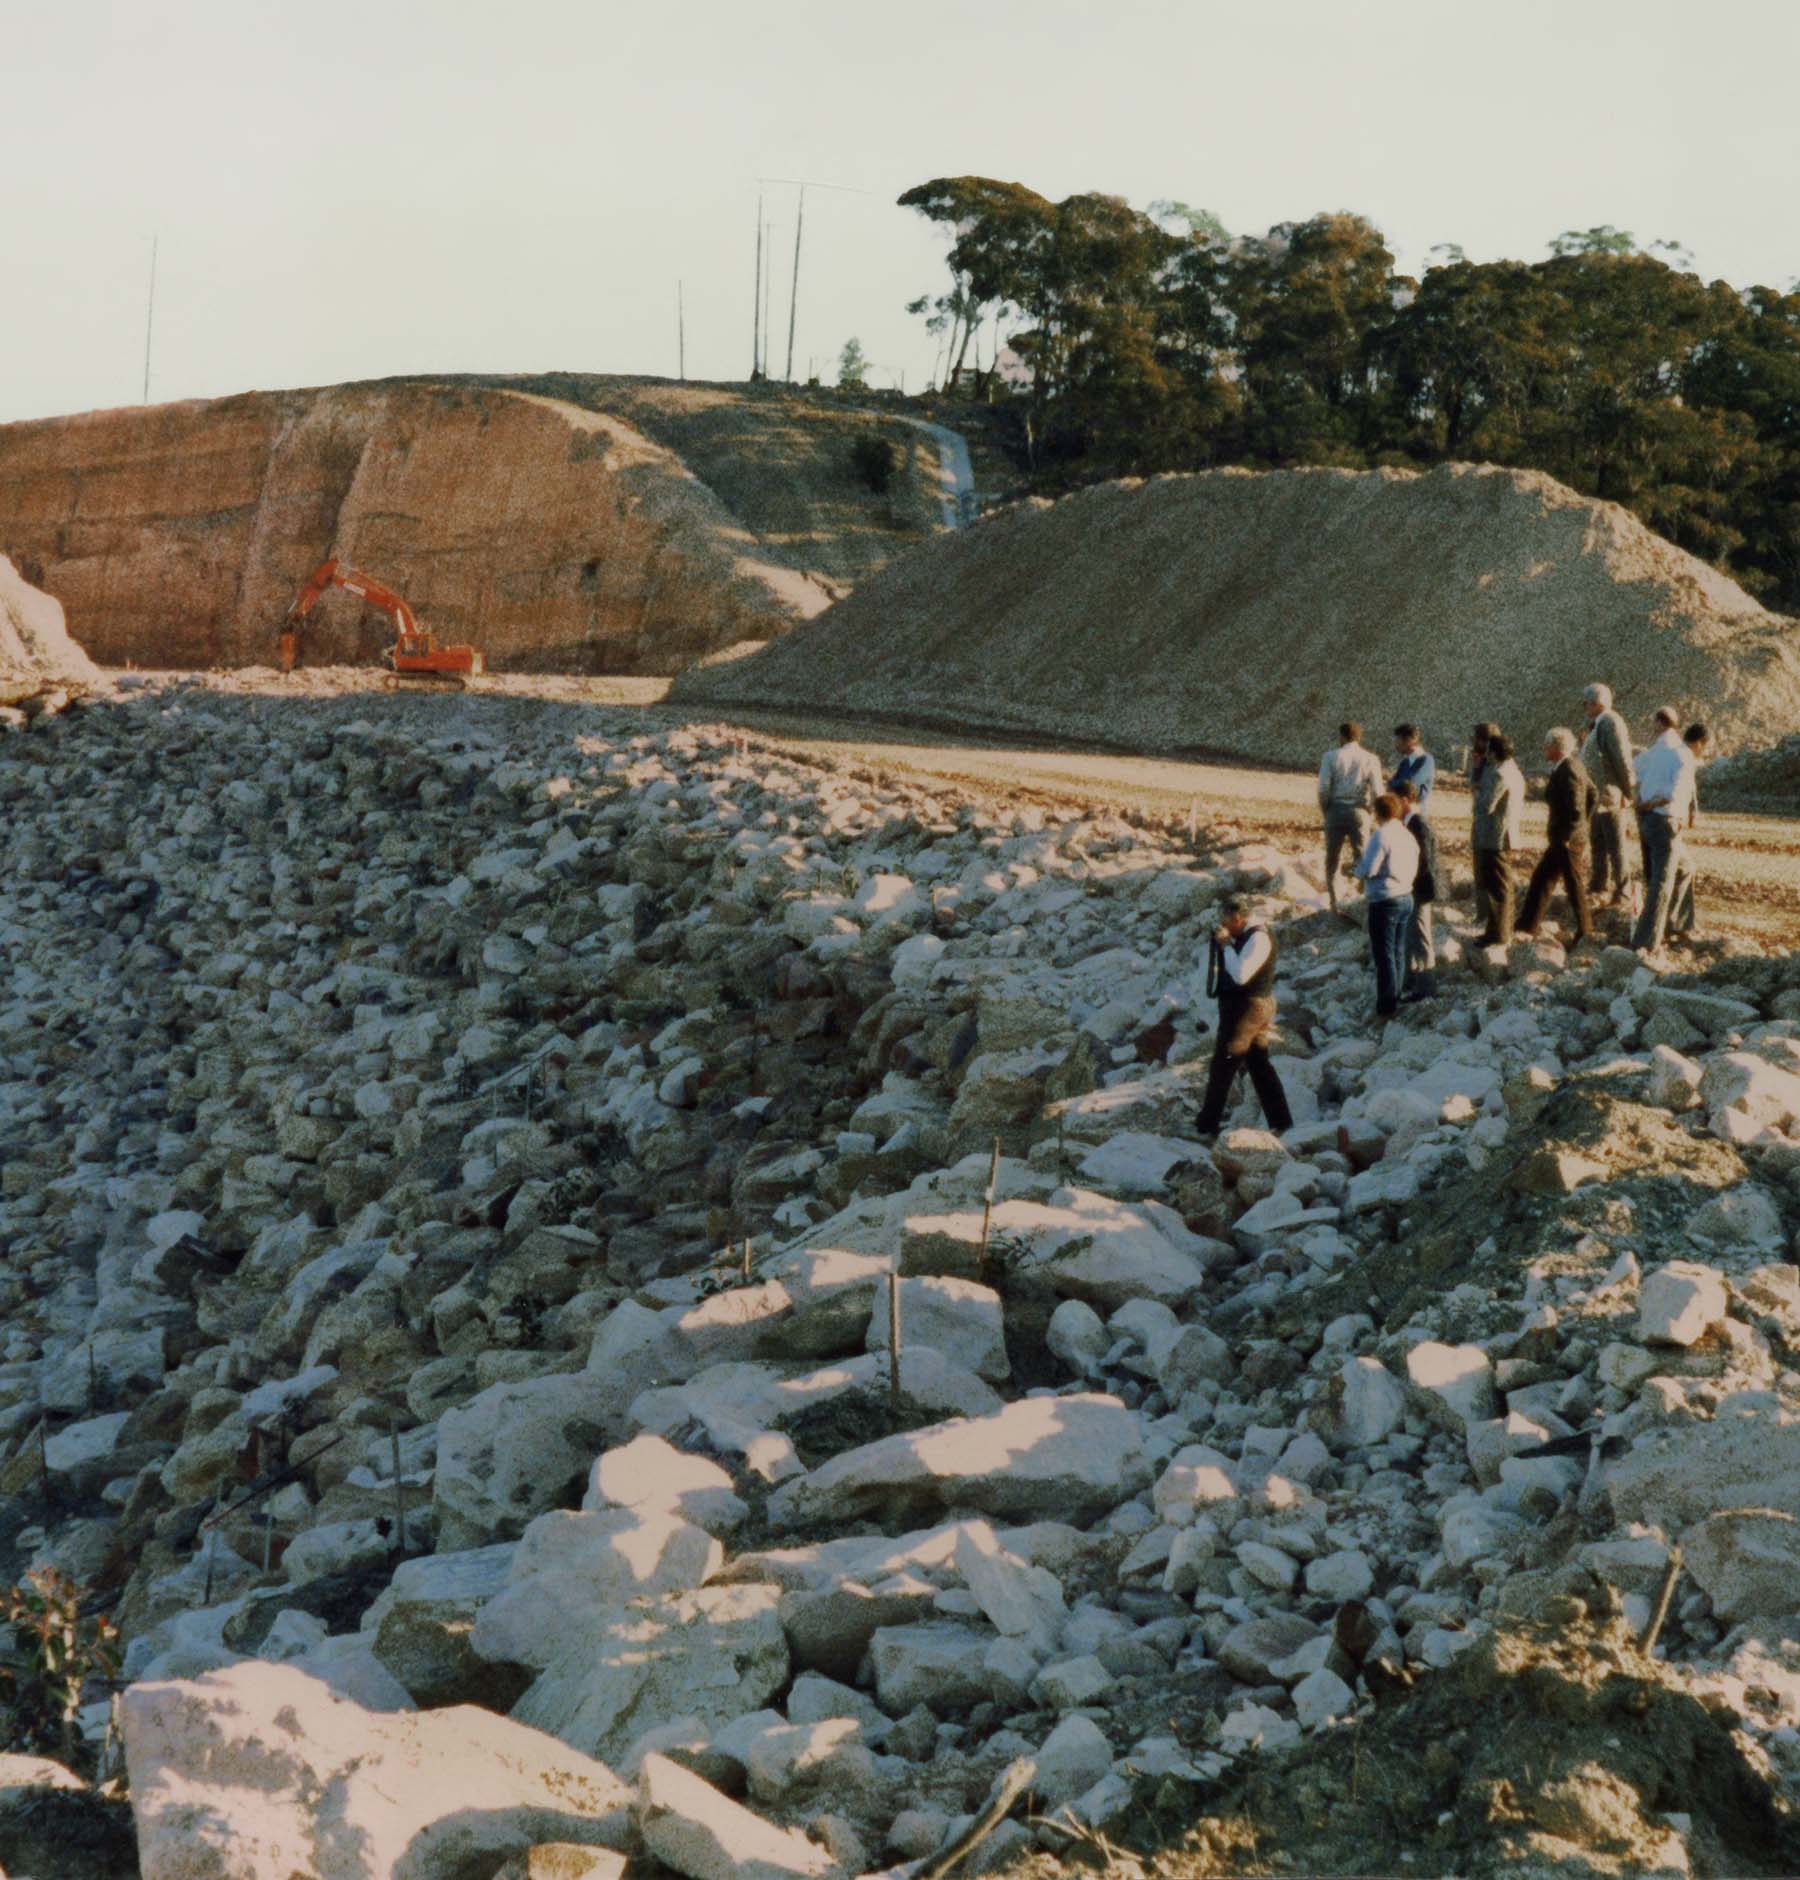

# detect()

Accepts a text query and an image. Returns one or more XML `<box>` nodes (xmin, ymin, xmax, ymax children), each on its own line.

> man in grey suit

<box><xmin>1581</xmin><ymin>683</ymin><xmax>1635</xmax><ymax>906</ymax></box>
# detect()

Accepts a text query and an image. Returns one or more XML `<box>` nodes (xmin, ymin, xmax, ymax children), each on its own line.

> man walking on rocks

<box><xmin>1392</xmin><ymin>779</ymin><xmax>1437</xmax><ymax>999</ymax></box>
<box><xmin>1518</xmin><ymin>728</ymin><xmax>1597</xmax><ymax>943</ymax></box>
<box><xmin>1194</xmin><ymin>896</ymin><xmax>1293</xmax><ymax>1139</ymax></box>
<box><xmin>1581</xmin><ymin>683</ymin><xmax>1635</xmax><ymax>906</ymax></box>
<box><xmin>1318</xmin><ymin>722</ymin><xmax>1384</xmax><ymax>915</ymax></box>
<box><xmin>1472</xmin><ymin>731</ymin><xmax>1524</xmax><ymax>946</ymax></box>
<box><xmin>1354</xmin><ymin>794</ymin><xmax>1420</xmax><ymax>1018</ymax></box>
<box><xmin>1633</xmin><ymin>706</ymin><xmax>1697</xmax><ymax>955</ymax></box>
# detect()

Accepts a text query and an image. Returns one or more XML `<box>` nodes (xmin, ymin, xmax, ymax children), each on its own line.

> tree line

<box><xmin>900</xmin><ymin>178</ymin><xmax>1800</xmax><ymax>609</ymax></box>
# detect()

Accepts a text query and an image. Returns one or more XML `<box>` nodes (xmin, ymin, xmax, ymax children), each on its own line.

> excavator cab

<box><xmin>279</xmin><ymin>558</ymin><xmax>485</xmax><ymax>680</ymax></box>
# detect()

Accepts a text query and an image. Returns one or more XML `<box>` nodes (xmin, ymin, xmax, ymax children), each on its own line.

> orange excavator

<box><xmin>278</xmin><ymin>557</ymin><xmax>485</xmax><ymax>679</ymax></box>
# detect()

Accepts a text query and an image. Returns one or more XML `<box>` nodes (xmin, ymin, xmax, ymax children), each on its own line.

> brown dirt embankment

<box><xmin>677</xmin><ymin>461</ymin><xmax>1800</xmax><ymax>764</ymax></box>
<box><xmin>0</xmin><ymin>383</ymin><xmax>835</xmax><ymax>673</ymax></box>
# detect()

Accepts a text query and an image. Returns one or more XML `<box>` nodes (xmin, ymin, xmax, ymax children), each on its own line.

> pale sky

<box><xmin>2</xmin><ymin>0</ymin><xmax>1795</xmax><ymax>425</ymax></box>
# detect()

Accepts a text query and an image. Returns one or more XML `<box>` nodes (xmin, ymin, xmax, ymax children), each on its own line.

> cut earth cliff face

<box><xmin>0</xmin><ymin>383</ymin><xmax>832</xmax><ymax>674</ymax></box>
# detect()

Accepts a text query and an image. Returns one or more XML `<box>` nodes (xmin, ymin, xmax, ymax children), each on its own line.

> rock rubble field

<box><xmin>3</xmin><ymin>674</ymin><xmax>1800</xmax><ymax>1879</ymax></box>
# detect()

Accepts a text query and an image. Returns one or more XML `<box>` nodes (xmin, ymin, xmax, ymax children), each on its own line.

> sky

<box><xmin>1</xmin><ymin>0</ymin><xmax>1796</xmax><ymax>425</ymax></box>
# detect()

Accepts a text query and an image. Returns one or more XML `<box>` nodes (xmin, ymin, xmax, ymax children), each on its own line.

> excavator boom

<box><xmin>278</xmin><ymin>557</ymin><xmax>484</xmax><ymax>678</ymax></box>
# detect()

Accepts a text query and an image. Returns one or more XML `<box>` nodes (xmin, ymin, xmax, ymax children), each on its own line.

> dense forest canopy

<box><xmin>900</xmin><ymin>177</ymin><xmax>1800</xmax><ymax>609</ymax></box>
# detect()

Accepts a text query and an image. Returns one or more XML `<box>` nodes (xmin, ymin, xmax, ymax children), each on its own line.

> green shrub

<box><xmin>0</xmin><ymin>1569</ymin><xmax>120</xmax><ymax>1767</ymax></box>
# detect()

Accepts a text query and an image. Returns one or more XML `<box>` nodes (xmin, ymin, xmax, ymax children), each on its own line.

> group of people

<box><xmin>1194</xmin><ymin>688</ymin><xmax>1711</xmax><ymax>1137</ymax></box>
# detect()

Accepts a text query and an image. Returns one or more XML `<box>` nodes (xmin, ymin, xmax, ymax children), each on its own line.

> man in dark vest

<box><xmin>1194</xmin><ymin>896</ymin><xmax>1294</xmax><ymax>1139</ymax></box>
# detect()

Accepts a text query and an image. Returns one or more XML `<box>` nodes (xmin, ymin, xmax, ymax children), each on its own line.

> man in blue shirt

<box><xmin>1388</xmin><ymin>724</ymin><xmax>1435</xmax><ymax>807</ymax></box>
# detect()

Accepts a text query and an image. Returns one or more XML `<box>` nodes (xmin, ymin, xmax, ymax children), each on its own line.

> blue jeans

<box><xmin>1368</xmin><ymin>895</ymin><xmax>1413</xmax><ymax>1015</ymax></box>
<box><xmin>1633</xmin><ymin>812</ymin><xmax>1682</xmax><ymax>951</ymax></box>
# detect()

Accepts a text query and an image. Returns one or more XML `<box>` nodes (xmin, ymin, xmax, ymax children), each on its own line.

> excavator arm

<box><xmin>278</xmin><ymin>557</ymin><xmax>483</xmax><ymax>677</ymax></box>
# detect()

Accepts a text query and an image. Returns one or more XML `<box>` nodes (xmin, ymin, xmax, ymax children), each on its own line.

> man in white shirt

<box><xmin>1317</xmin><ymin>721</ymin><xmax>1384</xmax><ymax>915</ymax></box>
<box><xmin>1632</xmin><ymin>706</ymin><xmax>1697</xmax><ymax>954</ymax></box>
<box><xmin>1354</xmin><ymin>793</ymin><xmax>1421</xmax><ymax>1018</ymax></box>
<box><xmin>1194</xmin><ymin>896</ymin><xmax>1293</xmax><ymax>1138</ymax></box>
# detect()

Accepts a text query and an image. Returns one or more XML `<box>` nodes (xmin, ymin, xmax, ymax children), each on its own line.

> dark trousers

<box><xmin>1519</xmin><ymin>841</ymin><xmax>1593</xmax><ymax>939</ymax></box>
<box><xmin>1633</xmin><ymin>813</ymin><xmax>1683</xmax><ymax>951</ymax></box>
<box><xmin>1196</xmin><ymin>997</ymin><xmax>1292</xmax><ymax>1133</ymax></box>
<box><xmin>1367</xmin><ymin>895</ymin><xmax>1413</xmax><ymax>1016</ymax></box>
<box><xmin>1476</xmin><ymin>848</ymin><xmax>1514</xmax><ymax>945</ymax></box>
<box><xmin>1588</xmin><ymin>806</ymin><xmax>1631</xmax><ymax>899</ymax></box>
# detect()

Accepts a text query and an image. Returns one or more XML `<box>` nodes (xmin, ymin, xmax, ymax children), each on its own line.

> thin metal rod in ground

<box><xmin>390</xmin><ymin>1413</ymin><xmax>408</xmax><ymax>1559</ymax></box>
<box><xmin>977</xmin><ymin>1136</ymin><xmax>1000</xmax><ymax>1276</ymax></box>
<box><xmin>917</xmin><ymin>1756</ymin><xmax>1037</xmax><ymax>1880</ymax></box>
<box><xmin>888</xmin><ymin>1270</ymin><xmax>903</xmax><ymax>1412</ymax></box>
<box><xmin>202</xmin><ymin>1498</ymin><xmax>222</xmax><ymax>1604</ymax></box>
<box><xmin>1640</xmin><ymin>1545</ymin><xmax>1683</xmax><ymax>1653</ymax></box>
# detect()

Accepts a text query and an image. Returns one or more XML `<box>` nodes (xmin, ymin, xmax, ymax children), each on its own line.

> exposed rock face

<box><xmin>0</xmin><ymin>385</ymin><xmax>827</xmax><ymax>672</ymax></box>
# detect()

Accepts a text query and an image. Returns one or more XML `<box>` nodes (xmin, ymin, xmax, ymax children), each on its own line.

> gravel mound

<box><xmin>0</xmin><ymin>554</ymin><xmax>101</xmax><ymax>706</ymax></box>
<box><xmin>679</xmin><ymin>462</ymin><xmax>1800</xmax><ymax>766</ymax></box>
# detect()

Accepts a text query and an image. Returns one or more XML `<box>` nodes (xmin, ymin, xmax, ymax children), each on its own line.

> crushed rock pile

<box><xmin>679</xmin><ymin>462</ymin><xmax>1800</xmax><ymax>767</ymax></box>
<box><xmin>0</xmin><ymin>553</ymin><xmax>101</xmax><ymax>715</ymax></box>
<box><xmin>2</xmin><ymin>675</ymin><xmax>1800</xmax><ymax>1879</ymax></box>
<box><xmin>1707</xmin><ymin>731</ymin><xmax>1800</xmax><ymax>810</ymax></box>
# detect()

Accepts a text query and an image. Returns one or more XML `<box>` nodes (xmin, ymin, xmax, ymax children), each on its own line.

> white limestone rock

<box><xmin>766</xmin><ymin>1393</ymin><xmax>1150</xmax><ymax>1532</ymax></box>
<box><xmin>584</xmin><ymin>1435</ymin><xmax>748</xmax><ymax>1535</ymax></box>
<box><xmin>637</xmin><ymin>1753</ymin><xmax>833</xmax><ymax>1880</ymax></box>
<box><xmin>1637</xmin><ymin>1262</ymin><xmax>1729</xmax><ymax>1347</ymax></box>
<box><xmin>1336</xmin><ymin>1357</ymin><xmax>1407</xmax><ymax>1447</ymax></box>
<box><xmin>1404</xmin><ymin>1341</ymin><xmax>1498</xmax><ymax>1426</ymax></box>
<box><xmin>435</xmin><ymin>1373</ymin><xmax>614</xmax><ymax>1551</ymax></box>
<box><xmin>513</xmin><ymin>1584</ymin><xmax>789</xmax><ymax>1771</ymax></box>
<box><xmin>122</xmin><ymin>1660</ymin><xmax>631</xmax><ymax>1880</ymax></box>
<box><xmin>866</xmin><ymin>1274</ymin><xmax>1010</xmax><ymax>1383</ymax></box>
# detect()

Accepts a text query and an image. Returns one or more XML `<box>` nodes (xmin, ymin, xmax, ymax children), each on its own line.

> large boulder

<box><xmin>898</xmin><ymin>1189</ymin><xmax>1216</xmax><ymax>1308</ymax></box>
<box><xmin>865</xmin><ymin>1274</ymin><xmax>1010</xmax><ymax>1383</ymax></box>
<box><xmin>766</xmin><ymin>1393</ymin><xmax>1149</xmax><ymax>1531</ymax></box>
<box><xmin>122</xmin><ymin>1660</ymin><xmax>631</xmax><ymax>1880</ymax></box>
<box><xmin>434</xmin><ymin>1374</ymin><xmax>613</xmax><ymax>1551</ymax></box>
<box><xmin>636</xmin><ymin>1753</ymin><xmax>833</xmax><ymax>1880</ymax></box>
<box><xmin>1680</xmin><ymin>1509</ymin><xmax>1800</xmax><ymax>1621</ymax></box>
<box><xmin>513</xmin><ymin>1584</ymin><xmax>789</xmax><ymax>1770</ymax></box>
<box><xmin>1700</xmin><ymin>1053</ymin><xmax>1800</xmax><ymax>1132</ymax></box>
<box><xmin>1606</xmin><ymin>1416</ymin><xmax>1800</xmax><ymax>1532</ymax></box>
<box><xmin>472</xmin><ymin>1509</ymin><xmax>722</xmax><ymax>1669</ymax></box>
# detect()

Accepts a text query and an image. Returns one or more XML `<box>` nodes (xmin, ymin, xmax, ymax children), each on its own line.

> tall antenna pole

<box><xmin>678</xmin><ymin>280</ymin><xmax>686</xmax><ymax>381</ymax></box>
<box><xmin>756</xmin><ymin>175</ymin><xmax>873</xmax><ymax>384</ymax></box>
<box><xmin>142</xmin><ymin>234</ymin><xmax>159</xmax><ymax>404</ymax></box>
<box><xmin>785</xmin><ymin>185</ymin><xmax>805</xmax><ymax>383</ymax></box>
<box><xmin>761</xmin><ymin>220</ymin><xmax>773</xmax><ymax>375</ymax></box>
<box><xmin>751</xmin><ymin>196</ymin><xmax>763</xmax><ymax>379</ymax></box>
